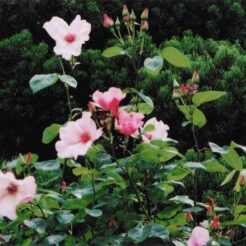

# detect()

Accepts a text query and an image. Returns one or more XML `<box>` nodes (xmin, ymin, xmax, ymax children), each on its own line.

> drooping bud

<box><xmin>192</xmin><ymin>70</ymin><xmax>199</xmax><ymax>82</ymax></box>
<box><xmin>26</xmin><ymin>152</ymin><xmax>32</xmax><ymax>165</ymax></box>
<box><xmin>208</xmin><ymin>196</ymin><xmax>216</xmax><ymax>208</ymax></box>
<box><xmin>122</xmin><ymin>5</ymin><xmax>130</xmax><ymax>16</ymax></box>
<box><xmin>140</xmin><ymin>20</ymin><xmax>149</xmax><ymax>31</ymax></box>
<box><xmin>180</xmin><ymin>84</ymin><xmax>186</xmax><ymax>95</ymax></box>
<box><xmin>173</xmin><ymin>79</ymin><xmax>180</xmax><ymax>88</ymax></box>
<box><xmin>210</xmin><ymin>216</ymin><xmax>220</xmax><ymax>230</ymax></box>
<box><xmin>186</xmin><ymin>83</ymin><xmax>198</xmax><ymax>94</ymax></box>
<box><xmin>141</xmin><ymin>8</ymin><xmax>149</xmax><ymax>20</ymax></box>
<box><xmin>108</xmin><ymin>216</ymin><xmax>117</xmax><ymax>227</ymax></box>
<box><xmin>130</xmin><ymin>10</ymin><xmax>136</xmax><ymax>21</ymax></box>
<box><xmin>186</xmin><ymin>211</ymin><xmax>193</xmax><ymax>222</ymax></box>
<box><xmin>103</xmin><ymin>14</ymin><xmax>114</xmax><ymax>28</ymax></box>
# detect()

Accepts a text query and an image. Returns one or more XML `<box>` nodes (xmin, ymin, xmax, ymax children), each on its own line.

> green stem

<box><xmin>86</xmin><ymin>159</ymin><xmax>96</xmax><ymax>205</ymax></box>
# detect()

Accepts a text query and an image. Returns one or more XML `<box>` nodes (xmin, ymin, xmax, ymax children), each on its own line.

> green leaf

<box><xmin>144</xmin><ymin>124</ymin><xmax>155</xmax><ymax>132</ymax></box>
<box><xmin>144</xmin><ymin>56</ymin><xmax>163</xmax><ymax>76</ymax></box>
<box><xmin>85</xmin><ymin>208</ymin><xmax>102</xmax><ymax>217</ymax></box>
<box><xmin>72</xmin><ymin>167</ymin><xmax>90</xmax><ymax>176</ymax></box>
<box><xmin>102</xmin><ymin>47</ymin><xmax>124</xmax><ymax>58</ymax></box>
<box><xmin>192</xmin><ymin>91</ymin><xmax>227</xmax><ymax>106</ymax></box>
<box><xmin>177</xmin><ymin>105</ymin><xmax>194</xmax><ymax>121</ymax></box>
<box><xmin>58</xmin><ymin>75</ymin><xmax>77</xmax><ymax>88</ymax></box>
<box><xmin>231</xmin><ymin>141</ymin><xmax>246</xmax><ymax>153</ymax></box>
<box><xmin>184</xmin><ymin>162</ymin><xmax>206</xmax><ymax>170</ymax></box>
<box><xmin>138</xmin><ymin>102</ymin><xmax>154</xmax><ymax>114</ymax></box>
<box><xmin>35</xmin><ymin>160</ymin><xmax>60</xmax><ymax>171</ymax></box>
<box><xmin>221</xmin><ymin>147</ymin><xmax>243</xmax><ymax>171</ymax></box>
<box><xmin>147</xmin><ymin>223</ymin><xmax>169</xmax><ymax>241</ymax></box>
<box><xmin>42</xmin><ymin>123</ymin><xmax>61</xmax><ymax>144</ymax></box>
<box><xmin>170</xmin><ymin>195</ymin><xmax>194</xmax><ymax>206</ymax></box>
<box><xmin>209</xmin><ymin>142</ymin><xmax>230</xmax><ymax>154</ymax></box>
<box><xmin>29</xmin><ymin>73</ymin><xmax>59</xmax><ymax>93</ymax></box>
<box><xmin>44</xmin><ymin>235</ymin><xmax>66</xmax><ymax>245</ymax></box>
<box><xmin>202</xmin><ymin>160</ymin><xmax>227</xmax><ymax>173</ymax></box>
<box><xmin>160</xmin><ymin>47</ymin><xmax>191</xmax><ymax>68</ymax></box>
<box><xmin>221</xmin><ymin>170</ymin><xmax>237</xmax><ymax>186</ymax></box>
<box><xmin>166</xmin><ymin>168</ymin><xmax>190</xmax><ymax>181</ymax></box>
<box><xmin>192</xmin><ymin>108</ymin><xmax>206</xmax><ymax>128</ymax></box>
<box><xmin>24</xmin><ymin>218</ymin><xmax>46</xmax><ymax>234</ymax></box>
<box><xmin>56</xmin><ymin>211</ymin><xmax>74</xmax><ymax>225</ymax></box>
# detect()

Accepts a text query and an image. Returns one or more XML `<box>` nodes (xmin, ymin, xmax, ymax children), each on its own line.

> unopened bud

<box><xmin>103</xmin><ymin>14</ymin><xmax>114</xmax><ymax>28</ymax></box>
<box><xmin>186</xmin><ymin>211</ymin><xmax>193</xmax><ymax>222</ymax></box>
<box><xmin>109</xmin><ymin>216</ymin><xmax>116</xmax><ymax>227</ymax></box>
<box><xmin>240</xmin><ymin>176</ymin><xmax>245</xmax><ymax>186</ymax></box>
<box><xmin>88</xmin><ymin>102</ymin><xmax>96</xmax><ymax>112</ymax></box>
<box><xmin>122</xmin><ymin>5</ymin><xmax>130</xmax><ymax>16</ymax></box>
<box><xmin>210</xmin><ymin>216</ymin><xmax>220</xmax><ymax>230</ymax></box>
<box><xmin>26</xmin><ymin>152</ymin><xmax>32</xmax><ymax>165</ymax></box>
<box><xmin>186</xmin><ymin>83</ymin><xmax>198</xmax><ymax>94</ymax></box>
<box><xmin>180</xmin><ymin>84</ymin><xmax>186</xmax><ymax>95</ymax></box>
<box><xmin>172</xmin><ymin>88</ymin><xmax>180</xmax><ymax>99</ymax></box>
<box><xmin>173</xmin><ymin>79</ymin><xmax>180</xmax><ymax>88</ymax></box>
<box><xmin>192</xmin><ymin>70</ymin><xmax>199</xmax><ymax>82</ymax></box>
<box><xmin>140</xmin><ymin>20</ymin><xmax>149</xmax><ymax>31</ymax></box>
<box><xmin>115</xmin><ymin>17</ymin><xmax>121</xmax><ymax>27</ymax></box>
<box><xmin>130</xmin><ymin>10</ymin><xmax>136</xmax><ymax>21</ymax></box>
<box><xmin>208</xmin><ymin>196</ymin><xmax>216</xmax><ymax>208</ymax></box>
<box><xmin>141</xmin><ymin>8</ymin><xmax>149</xmax><ymax>20</ymax></box>
<box><xmin>207</xmin><ymin>205</ymin><xmax>212</xmax><ymax>216</ymax></box>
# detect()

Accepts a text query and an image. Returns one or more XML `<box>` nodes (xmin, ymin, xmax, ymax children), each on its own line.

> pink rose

<box><xmin>142</xmin><ymin>117</ymin><xmax>169</xmax><ymax>143</ymax></box>
<box><xmin>92</xmin><ymin>87</ymin><xmax>126</xmax><ymax>116</ymax></box>
<box><xmin>0</xmin><ymin>171</ymin><xmax>36</xmax><ymax>220</ymax></box>
<box><xmin>55</xmin><ymin>112</ymin><xmax>102</xmax><ymax>159</ymax></box>
<box><xmin>115</xmin><ymin>110</ymin><xmax>144</xmax><ymax>136</ymax></box>
<box><xmin>188</xmin><ymin>226</ymin><xmax>210</xmax><ymax>246</ymax></box>
<box><xmin>43</xmin><ymin>15</ymin><xmax>91</xmax><ymax>60</ymax></box>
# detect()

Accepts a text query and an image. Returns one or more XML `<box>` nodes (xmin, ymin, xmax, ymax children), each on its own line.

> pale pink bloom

<box><xmin>115</xmin><ymin>110</ymin><xmax>144</xmax><ymax>136</ymax></box>
<box><xmin>188</xmin><ymin>226</ymin><xmax>210</xmax><ymax>246</ymax></box>
<box><xmin>92</xmin><ymin>87</ymin><xmax>126</xmax><ymax>116</ymax></box>
<box><xmin>142</xmin><ymin>117</ymin><xmax>169</xmax><ymax>143</ymax></box>
<box><xmin>55</xmin><ymin>112</ymin><xmax>102</xmax><ymax>159</ymax></box>
<box><xmin>43</xmin><ymin>15</ymin><xmax>91</xmax><ymax>60</ymax></box>
<box><xmin>0</xmin><ymin>171</ymin><xmax>36</xmax><ymax>220</ymax></box>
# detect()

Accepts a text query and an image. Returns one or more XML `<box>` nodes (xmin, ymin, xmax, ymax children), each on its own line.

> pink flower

<box><xmin>92</xmin><ymin>87</ymin><xmax>126</xmax><ymax>116</ymax></box>
<box><xmin>43</xmin><ymin>15</ymin><xmax>91</xmax><ymax>60</ymax></box>
<box><xmin>55</xmin><ymin>112</ymin><xmax>102</xmax><ymax>159</ymax></box>
<box><xmin>188</xmin><ymin>226</ymin><xmax>210</xmax><ymax>246</ymax></box>
<box><xmin>0</xmin><ymin>171</ymin><xmax>36</xmax><ymax>220</ymax></box>
<box><xmin>115</xmin><ymin>110</ymin><xmax>144</xmax><ymax>136</ymax></box>
<box><xmin>142</xmin><ymin>117</ymin><xmax>169</xmax><ymax>143</ymax></box>
<box><xmin>103</xmin><ymin>14</ymin><xmax>114</xmax><ymax>28</ymax></box>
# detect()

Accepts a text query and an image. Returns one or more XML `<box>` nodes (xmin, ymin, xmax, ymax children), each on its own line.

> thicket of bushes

<box><xmin>0</xmin><ymin>29</ymin><xmax>245</xmax><ymax>158</ymax></box>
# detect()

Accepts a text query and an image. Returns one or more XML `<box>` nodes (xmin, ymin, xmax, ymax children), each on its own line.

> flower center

<box><xmin>80</xmin><ymin>132</ymin><xmax>91</xmax><ymax>143</ymax></box>
<box><xmin>64</xmin><ymin>33</ymin><xmax>76</xmax><ymax>43</ymax></box>
<box><xmin>7</xmin><ymin>183</ymin><xmax>18</xmax><ymax>194</ymax></box>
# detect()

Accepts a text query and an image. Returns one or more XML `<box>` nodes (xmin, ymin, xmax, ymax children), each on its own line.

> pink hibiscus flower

<box><xmin>0</xmin><ymin>171</ymin><xmax>36</xmax><ymax>220</ymax></box>
<box><xmin>142</xmin><ymin>117</ymin><xmax>169</xmax><ymax>143</ymax></box>
<box><xmin>115</xmin><ymin>110</ymin><xmax>144</xmax><ymax>136</ymax></box>
<box><xmin>43</xmin><ymin>15</ymin><xmax>91</xmax><ymax>60</ymax></box>
<box><xmin>188</xmin><ymin>226</ymin><xmax>210</xmax><ymax>246</ymax></box>
<box><xmin>92</xmin><ymin>87</ymin><xmax>126</xmax><ymax>116</ymax></box>
<box><xmin>55</xmin><ymin>111</ymin><xmax>102</xmax><ymax>159</ymax></box>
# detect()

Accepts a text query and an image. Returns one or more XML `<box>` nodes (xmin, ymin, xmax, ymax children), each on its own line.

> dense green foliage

<box><xmin>1</xmin><ymin>29</ymin><xmax>246</xmax><ymax>158</ymax></box>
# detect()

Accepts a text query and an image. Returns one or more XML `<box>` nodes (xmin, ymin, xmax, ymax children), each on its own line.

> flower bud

<box><xmin>186</xmin><ymin>83</ymin><xmax>198</xmax><ymax>94</ymax></box>
<box><xmin>140</xmin><ymin>20</ymin><xmax>149</xmax><ymax>31</ymax></box>
<box><xmin>130</xmin><ymin>10</ymin><xmax>136</xmax><ymax>21</ymax></box>
<box><xmin>192</xmin><ymin>70</ymin><xmax>199</xmax><ymax>82</ymax></box>
<box><xmin>210</xmin><ymin>216</ymin><xmax>220</xmax><ymax>230</ymax></box>
<box><xmin>122</xmin><ymin>5</ymin><xmax>130</xmax><ymax>16</ymax></box>
<box><xmin>208</xmin><ymin>196</ymin><xmax>216</xmax><ymax>208</ymax></box>
<box><xmin>186</xmin><ymin>211</ymin><xmax>193</xmax><ymax>222</ymax></box>
<box><xmin>173</xmin><ymin>79</ymin><xmax>180</xmax><ymax>88</ymax></box>
<box><xmin>207</xmin><ymin>205</ymin><xmax>212</xmax><ymax>216</ymax></box>
<box><xmin>180</xmin><ymin>84</ymin><xmax>186</xmax><ymax>95</ymax></box>
<box><xmin>240</xmin><ymin>175</ymin><xmax>245</xmax><ymax>186</ymax></box>
<box><xmin>61</xmin><ymin>180</ymin><xmax>67</xmax><ymax>193</ymax></box>
<box><xmin>115</xmin><ymin>17</ymin><xmax>121</xmax><ymax>27</ymax></box>
<box><xmin>109</xmin><ymin>216</ymin><xmax>116</xmax><ymax>227</ymax></box>
<box><xmin>88</xmin><ymin>102</ymin><xmax>96</xmax><ymax>112</ymax></box>
<box><xmin>123</xmin><ymin>15</ymin><xmax>130</xmax><ymax>23</ymax></box>
<box><xmin>26</xmin><ymin>152</ymin><xmax>32</xmax><ymax>165</ymax></box>
<box><xmin>141</xmin><ymin>8</ymin><xmax>149</xmax><ymax>20</ymax></box>
<box><xmin>103</xmin><ymin>14</ymin><xmax>114</xmax><ymax>28</ymax></box>
<box><xmin>172</xmin><ymin>88</ymin><xmax>180</xmax><ymax>99</ymax></box>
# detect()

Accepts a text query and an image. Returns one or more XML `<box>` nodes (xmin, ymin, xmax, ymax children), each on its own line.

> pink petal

<box><xmin>18</xmin><ymin>176</ymin><xmax>36</xmax><ymax>203</ymax></box>
<box><xmin>0</xmin><ymin>194</ymin><xmax>20</xmax><ymax>220</ymax></box>
<box><xmin>43</xmin><ymin>17</ymin><xmax>68</xmax><ymax>42</ymax></box>
<box><xmin>188</xmin><ymin>227</ymin><xmax>210</xmax><ymax>246</ymax></box>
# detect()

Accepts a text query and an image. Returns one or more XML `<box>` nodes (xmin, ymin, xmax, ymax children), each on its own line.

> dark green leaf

<box><xmin>24</xmin><ymin>218</ymin><xmax>46</xmax><ymax>234</ymax></box>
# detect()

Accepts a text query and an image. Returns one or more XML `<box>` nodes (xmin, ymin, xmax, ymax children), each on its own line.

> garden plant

<box><xmin>0</xmin><ymin>5</ymin><xmax>245</xmax><ymax>246</ymax></box>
